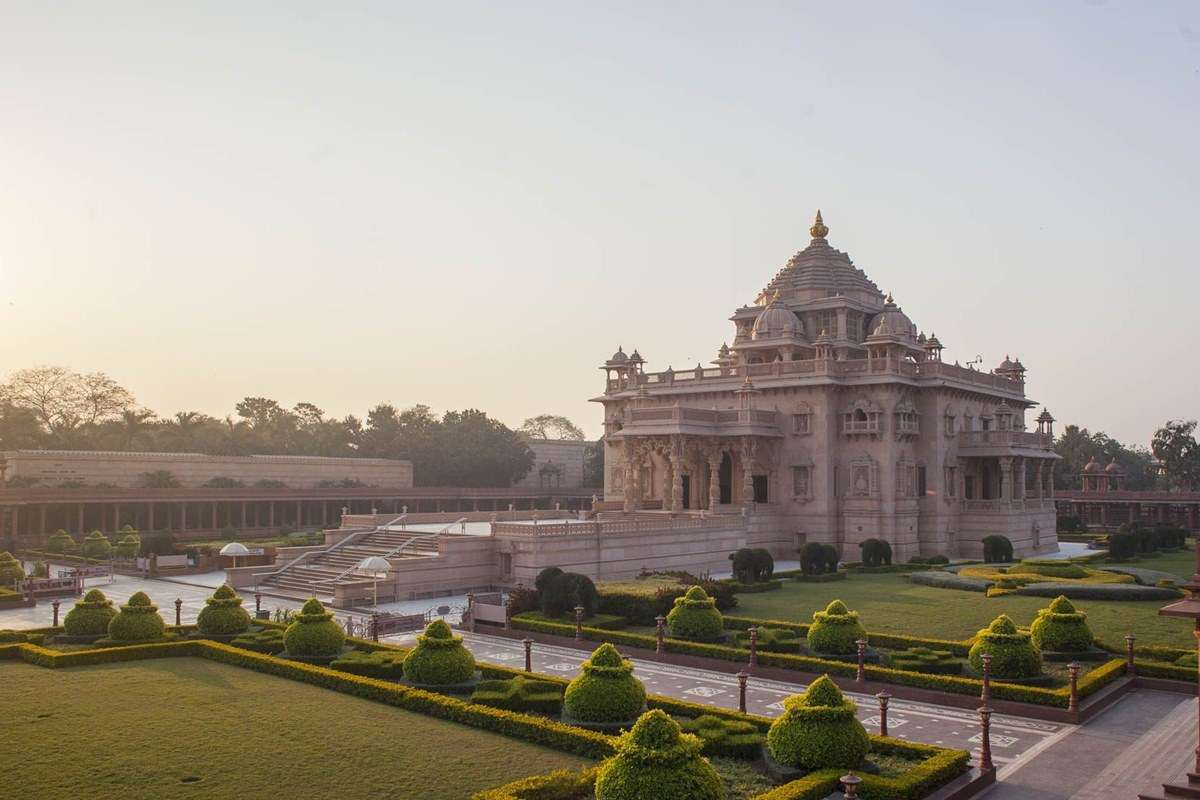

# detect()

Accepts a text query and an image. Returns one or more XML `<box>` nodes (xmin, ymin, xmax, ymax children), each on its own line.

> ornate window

<box><xmin>842</xmin><ymin>399</ymin><xmax>882</xmax><ymax>437</ymax></box>
<box><xmin>944</xmin><ymin>411</ymin><xmax>956</xmax><ymax>437</ymax></box>
<box><xmin>894</xmin><ymin>400</ymin><xmax>920</xmax><ymax>438</ymax></box>
<box><xmin>791</xmin><ymin>465</ymin><xmax>811</xmax><ymax>500</ymax></box>
<box><xmin>944</xmin><ymin>466</ymin><xmax>957</xmax><ymax>498</ymax></box>
<box><xmin>896</xmin><ymin>456</ymin><xmax>916</xmax><ymax>498</ymax></box>
<box><xmin>847</xmin><ymin>453</ymin><xmax>878</xmax><ymax>497</ymax></box>
<box><xmin>792</xmin><ymin>403</ymin><xmax>812</xmax><ymax>435</ymax></box>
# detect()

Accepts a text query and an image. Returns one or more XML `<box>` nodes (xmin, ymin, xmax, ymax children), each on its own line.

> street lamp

<box><xmin>219</xmin><ymin>542</ymin><xmax>250</xmax><ymax>569</ymax></box>
<box><xmin>357</xmin><ymin>556</ymin><xmax>391</xmax><ymax>608</ymax></box>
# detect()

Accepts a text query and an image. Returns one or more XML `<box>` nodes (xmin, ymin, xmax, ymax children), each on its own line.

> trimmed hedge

<box><xmin>403</xmin><ymin>619</ymin><xmax>477</xmax><ymax>685</ymax></box>
<box><xmin>331</xmin><ymin>649</ymin><xmax>406</xmax><ymax>679</ymax></box>
<box><xmin>472</xmin><ymin>676</ymin><xmax>565</xmax><ymax>715</ymax></box>
<box><xmin>563</xmin><ymin>642</ymin><xmax>646</xmax><ymax>724</ymax></box>
<box><xmin>734</xmin><ymin>626</ymin><xmax>802</xmax><ymax>654</ymax></box>
<box><xmin>107</xmin><ymin>591</ymin><xmax>166</xmax><ymax>642</ymax></box>
<box><xmin>284</xmin><ymin>598</ymin><xmax>346</xmax><ymax>657</ymax></box>
<box><xmin>666</xmin><ymin>586</ymin><xmax>724</xmax><ymax>642</ymax></box>
<box><xmin>196</xmin><ymin>584</ymin><xmax>252</xmax><ymax>636</ymax></box>
<box><xmin>767</xmin><ymin>675</ymin><xmax>869</xmax><ymax>770</ymax></box>
<box><xmin>594</xmin><ymin>709</ymin><xmax>723</xmax><ymax>800</ymax></box>
<box><xmin>677</xmin><ymin>714</ymin><xmax>764</xmax><ymax>759</ymax></box>
<box><xmin>0</xmin><ymin>551</ymin><xmax>26</xmax><ymax>585</ymax></box>
<box><xmin>46</xmin><ymin>529</ymin><xmax>76</xmax><ymax>554</ymax></box>
<box><xmin>1014</xmin><ymin>582</ymin><xmax>1182</xmax><ymax>600</ymax></box>
<box><xmin>81</xmin><ymin>531</ymin><xmax>112</xmax><ymax>560</ymax></box>
<box><xmin>1029</xmin><ymin>596</ymin><xmax>1094</xmax><ymax>653</ymax></box>
<box><xmin>968</xmin><ymin>615</ymin><xmax>1041</xmax><ymax>679</ymax></box>
<box><xmin>230</xmin><ymin>628</ymin><xmax>285</xmax><ymax>654</ymax></box>
<box><xmin>514</xmin><ymin>611</ymin><xmax>627</xmax><ymax>631</ymax></box>
<box><xmin>63</xmin><ymin>589</ymin><xmax>118</xmax><ymax>636</ymax></box>
<box><xmin>541</xmin><ymin>572</ymin><xmax>599</xmax><ymax>619</ymax></box>
<box><xmin>907</xmin><ymin>570</ymin><xmax>989</xmax><ymax>592</ymax></box>
<box><xmin>806</xmin><ymin>600</ymin><xmax>867</xmax><ymax>655</ymax></box>
<box><xmin>887</xmin><ymin>647</ymin><xmax>964</xmax><ymax>675</ymax></box>
<box><xmin>859</xmin><ymin>538</ymin><xmax>893</xmax><ymax>567</ymax></box>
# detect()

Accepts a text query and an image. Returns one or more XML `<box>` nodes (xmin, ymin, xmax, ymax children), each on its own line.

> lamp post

<box><xmin>978</xmin><ymin>706</ymin><xmax>995</xmax><ymax>772</ymax></box>
<box><xmin>840</xmin><ymin>772</ymin><xmax>862</xmax><ymax>800</ymax></box>
<box><xmin>748</xmin><ymin>626</ymin><xmax>759</xmax><ymax>669</ymax></box>
<box><xmin>574</xmin><ymin>606</ymin><xmax>585</xmax><ymax>642</ymax></box>
<box><xmin>523</xmin><ymin>638</ymin><xmax>534</xmax><ymax>672</ymax></box>
<box><xmin>655</xmin><ymin>616</ymin><xmax>666</xmax><ymax>653</ymax></box>
<box><xmin>736</xmin><ymin>670</ymin><xmax>749</xmax><ymax>713</ymax></box>
<box><xmin>980</xmin><ymin>653</ymin><xmax>992</xmax><ymax>705</ymax></box>
<box><xmin>1067</xmin><ymin>662</ymin><xmax>1081</xmax><ymax>715</ymax></box>
<box><xmin>356</xmin><ymin>556</ymin><xmax>391</xmax><ymax>608</ymax></box>
<box><xmin>876</xmin><ymin>691</ymin><xmax>891</xmax><ymax>737</ymax></box>
<box><xmin>219</xmin><ymin>541</ymin><xmax>250</xmax><ymax>569</ymax></box>
<box><xmin>856</xmin><ymin>639</ymin><xmax>867</xmax><ymax>683</ymax></box>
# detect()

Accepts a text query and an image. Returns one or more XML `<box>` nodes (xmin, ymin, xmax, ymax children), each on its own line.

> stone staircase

<box><xmin>1139</xmin><ymin>772</ymin><xmax>1200</xmax><ymax>800</ymax></box>
<box><xmin>256</xmin><ymin>526</ymin><xmax>440</xmax><ymax>601</ymax></box>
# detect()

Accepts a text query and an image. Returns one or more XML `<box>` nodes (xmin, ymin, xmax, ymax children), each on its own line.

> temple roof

<box><xmin>760</xmin><ymin>212</ymin><xmax>883</xmax><ymax>303</ymax></box>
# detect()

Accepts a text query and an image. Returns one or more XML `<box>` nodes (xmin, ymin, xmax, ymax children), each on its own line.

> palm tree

<box><xmin>118</xmin><ymin>409</ymin><xmax>157</xmax><ymax>450</ymax></box>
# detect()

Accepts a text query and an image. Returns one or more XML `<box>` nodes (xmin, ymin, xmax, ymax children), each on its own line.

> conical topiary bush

<box><xmin>594</xmin><ymin>709</ymin><xmax>723</xmax><ymax>800</ymax></box>
<box><xmin>63</xmin><ymin>589</ymin><xmax>117</xmax><ymax>636</ymax></box>
<box><xmin>107</xmin><ymin>591</ymin><xmax>166</xmax><ymax>642</ymax></box>
<box><xmin>114</xmin><ymin>532</ymin><xmax>141</xmax><ymax>559</ymax></box>
<box><xmin>563</xmin><ymin>642</ymin><xmax>647</xmax><ymax>725</ymax></box>
<box><xmin>81</xmin><ymin>531</ymin><xmax>112</xmax><ymax>559</ymax></box>
<box><xmin>0</xmin><ymin>551</ymin><xmax>24</xmax><ymax>586</ymax></box>
<box><xmin>46</xmin><ymin>529</ymin><xmax>75</xmax><ymax>555</ymax></box>
<box><xmin>806</xmin><ymin>599</ymin><xmax>867</xmax><ymax>655</ymax></box>
<box><xmin>666</xmin><ymin>585</ymin><xmax>724</xmax><ymax>642</ymax></box>
<box><xmin>401</xmin><ymin>619</ymin><xmax>477</xmax><ymax>685</ymax></box>
<box><xmin>1030</xmin><ymin>596</ymin><xmax>1094</xmax><ymax>653</ymax></box>
<box><xmin>968</xmin><ymin>614</ymin><xmax>1042</xmax><ymax>678</ymax></box>
<box><xmin>283</xmin><ymin>598</ymin><xmax>346</xmax><ymax>657</ymax></box>
<box><xmin>767</xmin><ymin>674</ymin><xmax>869</xmax><ymax>770</ymax></box>
<box><xmin>196</xmin><ymin>584</ymin><xmax>251</xmax><ymax>636</ymax></box>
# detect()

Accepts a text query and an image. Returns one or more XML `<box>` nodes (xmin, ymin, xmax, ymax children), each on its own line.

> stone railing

<box><xmin>491</xmin><ymin>514</ymin><xmax>741</xmax><ymax>537</ymax></box>
<box><xmin>959</xmin><ymin>430</ymin><xmax>1054</xmax><ymax>450</ymax></box>
<box><xmin>961</xmin><ymin>498</ymin><xmax>1055</xmax><ymax>513</ymax></box>
<box><xmin>626</xmin><ymin>407</ymin><xmax>778</xmax><ymax>431</ymax></box>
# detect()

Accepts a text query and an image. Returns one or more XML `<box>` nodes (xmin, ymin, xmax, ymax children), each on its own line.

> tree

<box><xmin>0</xmin><ymin>366</ymin><xmax>134</xmax><ymax>438</ymax></box>
<box><xmin>519</xmin><ymin>414</ymin><xmax>585</xmax><ymax>441</ymax></box>
<box><xmin>139</xmin><ymin>470</ymin><xmax>181</xmax><ymax>488</ymax></box>
<box><xmin>0</xmin><ymin>401</ymin><xmax>44</xmax><ymax>450</ymax></box>
<box><xmin>583</xmin><ymin>438</ymin><xmax>605</xmax><ymax>488</ymax></box>
<box><xmin>117</xmin><ymin>408</ymin><xmax>157</xmax><ymax>450</ymax></box>
<box><xmin>1152</xmin><ymin>420</ymin><xmax>1200</xmax><ymax>491</ymax></box>
<box><xmin>1053</xmin><ymin>425</ymin><xmax>1159</xmax><ymax>491</ymax></box>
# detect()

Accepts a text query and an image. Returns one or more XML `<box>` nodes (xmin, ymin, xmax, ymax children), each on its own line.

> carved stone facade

<box><xmin>594</xmin><ymin>213</ymin><xmax>1060</xmax><ymax>562</ymax></box>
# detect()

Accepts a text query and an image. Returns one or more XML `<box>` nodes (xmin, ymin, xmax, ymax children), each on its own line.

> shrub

<box><xmin>563</xmin><ymin>642</ymin><xmax>647</xmax><ymax>724</ymax></box>
<box><xmin>283</xmin><ymin>597</ymin><xmax>346</xmax><ymax>657</ymax></box>
<box><xmin>1009</xmin><ymin>562</ymin><xmax>1089</xmax><ymax>580</ymax></box>
<box><xmin>734</xmin><ymin>626</ymin><xmax>801</xmax><ymax>654</ymax></box>
<box><xmin>859</xmin><ymin>538</ymin><xmax>893</xmax><ymax>567</ymax></box>
<box><xmin>472</xmin><ymin>676</ymin><xmax>565</xmax><ymax>715</ymax></box>
<box><xmin>63</xmin><ymin>588</ymin><xmax>118</xmax><ymax>636</ymax></box>
<box><xmin>140</xmin><ymin>529</ymin><xmax>176</xmax><ymax>557</ymax></box>
<box><xmin>887</xmin><ymin>647</ymin><xmax>963</xmax><ymax>675</ymax></box>
<box><xmin>968</xmin><ymin>615</ymin><xmax>1042</xmax><ymax>678</ymax></box>
<box><xmin>541</xmin><ymin>572</ymin><xmax>599</xmax><ymax>619</ymax></box>
<box><xmin>536</xmin><ymin>567</ymin><xmax>565</xmax><ymax>593</ymax></box>
<box><xmin>107</xmin><ymin>591</ymin><xmax>167</xmax><ymax>642</ymax></box>
<box><xmin>0</xmin><ymin>551</ymin><xmax>24</xmax><ymax>586</ymax></box>
<box><xmin>807</xmin><ymin>599</ymin><xmax>867</xmax><ymax>655</ymax></box>
<box><xmin>30</xmin><ymin>561</ymin><xmax>49</xmax><ymax>578</ymax></box>
<box><xmin>799</xmin><ymin>542</ymin><xmax>829</xmax><ymax>575</ymax></box>
<box><xmin>665</xmin><ymin>586</ymin><xmax>724</xmax><ymax>642</ymax></box>
<box><xmin>1014</xmin><ymin>582</ymin><xmax>1182</xmax><ymax>601</ymax></box>
<box><xmin>594</xmin><ymin>710</ymin><xmax>723</xmax><ymax>800</ymax></box>
<box><xmin>767</xmin><ymin>675</ymin><xmax>869</xmax><ymax>770</ymax></box>
<box><xmin>331</xmin><ymin>649</ymin><xmax>406</xmax><ymax>679</ymax></box>
<box><xmin>196</xmin><ymin>584</ymin><xmax>252</xmax><ymax>635</ymax></box>
<box><xmin>1106</xmin><ymin>531</ymin><xmax>1138</xmax><ymax>560</ymax></box>
<box><xmin>729</xmin><ymin>548</ymin><xmax>756</xmax><ymax>583</ymax></box>
<box><xmin>507</xmin><ymin>584</ymin><xmax>541</xmax><ymax>616</ymax></box>
<box><xmin>403</xmin><ymin>619</ymin><xmax>476</xmax><ymax>685</ymax></box>
<box><xmin>114</xmin><ymin>532</ymin><xmax>141</xmax><ymax>559</ymax></box>
<box><xmin>909</xmin><ymin>554</ymin><xmax>950</xmax><ymax>565</ymax></box>
<box><xmin>820</xmin><ymin>544</ymin><xmax>840</xmax><ymax>573</ymax></box>
<box><xmin>1155</xmin><ymin>523</ymin><xmax>1187</xmax><ymax>550</ymax></box>
<box><xmin>1057</xmin><ymin>515</ymin><xmax>1084</xmax><ymax>533</ymax></box>
<box><xmin>751</xmin><ymin>548</ymin><xmax>775</xmax><ymax>582</ymax></box>
<box><xmin>677</xmin><ymin>714</ymin><xmax>764</xmax><ymax>759</ymax></box>
<box><xmin>1029</xmin><ymin>596</ymin><xmax>1094</xmax><ymax>652</ymax></box>
<box><xmin>46</xmin><ymin>529</ymin><xmax>75</xmax><ymax>554</ymax></box>
<box><xmin>230</xmin><ymin>628</ymin><xmax>285</xmax><ymax>654</ymax></box>
<box><xmin>81</xmin><ymin>530</ymin><xmax>112</xmax><ymax>559</ymax></box>
<box><xmin>982</xmin><ymin>535</ymin><xmax>1013</xmax><ymax>564</ymax></box>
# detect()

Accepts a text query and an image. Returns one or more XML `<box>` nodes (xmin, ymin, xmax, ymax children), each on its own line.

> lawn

<box><xmin>733</xmin><ymin>548</ymin><xmax>1199</xmax><ymax>649</ymax></box>
<box><xmin>2</xmin><ymin>659</ymin><xmax>588</xmax><ymax>800</ymax></box>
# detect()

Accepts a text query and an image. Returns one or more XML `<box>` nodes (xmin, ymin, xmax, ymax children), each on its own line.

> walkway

<box><xmin>386</xmin><ymin>629</ymin><xmax>1071</xmax><ymax>771</ymax></box>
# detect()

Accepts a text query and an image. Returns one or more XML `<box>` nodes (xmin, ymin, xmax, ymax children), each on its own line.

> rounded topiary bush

<box><xmin>63</xmin><ymin>589</ymin><xmax>117</xmax><ymax>636</ymax></box>
<box><xmin>81</xmin><ymin>530</ymin><xmax>112</xmax><ymax>559</ymax></box>
<box><xmin>283</xmin><ymin>598</ymin><xmax>346</xmax><ymax>657</ymax></box>
<box><xmin>968</xmin><ymin>614</ymin><xmax>1042</xmax><ymax>678</ymax></box>
<box><xmin>46</xmin><ymin>529</ymin><xmax>75</xmax><ymax>554</ymax></box>
<box><xmin>767</xmin><ymin>674</ymin><xmax>869</xmax><ymax>770</ymax></box>
<box><xmin>1030</xmin><ymin>595</ymin><xmax>1094</xmax><ymax>653</ymax></box>
<box><xmin>751</xmin><ymin>548</ymin><xmax>775</xmax><ymax>581</ymax></box>
<box><xmin>114</xmin><ymin>532</ymin><xmax>141</xmax><ymax>559</ymax></box>
<box><xmin>540</xmin><ymin>571</ymin><xmax>599</xmax><ymax>618</ymax></box>
<box><xmin>982</xmin><ymin>535</ymin><xmax>1014</xmax><ymax>564</ymax></box>
<box><xmin>594</xmin><ymin>709</ymin><xmax>723</xmax><ymax>800</ymax></box>
<box><xmin>666</xmin><ymin>585</ymin><xmax>724</xmax><ymax>642</ymax></box>
<box><xmin>0</xmin><ymin>551</ymin><xmax>25</xmax><ymax>586</ymax></box>
<box><xmin>402</xmin><ymin>619</ymin><xmax>476</xmax><ymax>685</ymax></box>
<box><xmin>729</xmin><ymin>548</ymin><xmax>756</xmax><ymax>583</ymax></box>
<box><xmin>563</xmin><ymin>642</ymin><xmax>647</xmax><ymax>724</ymax></box>
<box><xmin>859</xmin><ymin>538</ymin><xmax>892</xmax><ymax>567</ymax></box>
<box><xmin>799</xmin><ymin>541</ymin><xmax>828</xmax><ymax>575</ymax></box>
<box><xmin>107</xmin><ymin>591</ymin><xmax>166</xmax><ymax>642</ymax></box>
<box><xmin>196</xmin><ymin>584</ymin><xmax>251</xmax><ymax>635</ymax></box>
<box><xmin>806</xmin><ymin>599</ymin><xmax>867</xmax><ymax>655</ymax></box>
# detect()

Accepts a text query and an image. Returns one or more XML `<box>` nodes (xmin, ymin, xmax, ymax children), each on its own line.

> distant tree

<box><xmin>117</xmin><ymin>408</ymin><xmax>157</xmax><ymax>450</ymax></box>
<box><xmin>1053</xmin><ymin>425</ymin><xmax>1159</xmax><ymax>491</ymax></box>
<box><xmin>0</xmin><ymin>401</ymin><xmax>44</xmax><ymax>450</ymax></box>
<box><xmin>203</xmin><ymin>476</ymin><xmax>245</xmax><ymax>488</ymax></box>
<box><xmin>520</xmin><ymin>414</ymin><xmax>586</xmax><ymax>441</ymax></box>
<box><xmin>1152</xmin><ymin>420</ymin><xmax>1200</xmax><ymax>491</ymax></box>
<box><xmin>139</xmin><ymin>470</ymin><xmax>181</xmax><ymax>489</ymax></box>
<box><xmin>0</xmin><ymin>366</ymin><xmax>134</xmax><ymax>438</ymax></box>
<box><xmin>583</xmin><ymin>438</ymin><xmax>605</xmax><ymax>488</ymax></box>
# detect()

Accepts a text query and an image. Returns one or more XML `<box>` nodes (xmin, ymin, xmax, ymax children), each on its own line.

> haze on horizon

<box><xmin>2</xmin><ymin>2</ymin><xmax>1197</xmax><ymax>445</ymax></box>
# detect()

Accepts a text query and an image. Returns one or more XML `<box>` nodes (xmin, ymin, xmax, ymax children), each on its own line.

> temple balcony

<box><xmin>612</xmin><ymin>406</ymin><xmax>782</xmax><ymax>438</ymax></box>
<box><xmin>961</xmin><ymin>498</ymin><xmax>1057</xmax><ymax>513</ymax></box>
<box><xmin>957</xmin><ymin>430</ymin><xmax>1055</xmax><ymax>457</ymax></box>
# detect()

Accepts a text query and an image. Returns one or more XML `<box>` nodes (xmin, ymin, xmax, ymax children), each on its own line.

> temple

<box><xmin>595</xmin><ymin>212</ymin><xmax>1060</xmax><ymax>562</ymax></box>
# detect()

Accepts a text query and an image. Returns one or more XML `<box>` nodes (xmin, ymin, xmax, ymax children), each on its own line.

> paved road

<box><xmin>387</xmin><ymin>630</ymin><xmax>1073</xmax><ymax>775</ymax></box>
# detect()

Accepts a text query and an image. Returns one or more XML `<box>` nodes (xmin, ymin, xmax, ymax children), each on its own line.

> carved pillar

<box><xmin>708</xmin><ymin>453</ymin><xmax>722</xmax><ymax>512</ymax></box>
<box><xmin>670</xmin><ymin>458</ymin><xmax>683</xmax><ymax>513</ymax></box>
<box><xmin>741</xmin><ymin>439</ymin><xmax>757</xmax><ymax>509</ymax></box>
<box><xmin>1047</xmin><ymin>462</ymin><xmax>1056</xmax><ymax>499</ymax></box>
<box><xmin>1035</xmin><ymin>461</ymin><xmax>1044</xmax><ymax>500</ymax></box>
<box><xmin>999</xmin><ymin>457</ymin><xmax>1013</xmax><ymax>502</ymax></box>
<box><xmin>1016</xmin><ymin>458</ymin><xmax>1027</xmax><ymax>500</ymax></box>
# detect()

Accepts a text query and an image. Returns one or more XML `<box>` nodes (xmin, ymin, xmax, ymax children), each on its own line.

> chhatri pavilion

<box><xmin>594</xmin><ymin>212</ymin><xmax>1060</xmax><ymax>562</ymax></box>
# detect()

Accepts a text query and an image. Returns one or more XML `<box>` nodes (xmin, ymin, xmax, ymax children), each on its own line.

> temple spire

<box><xmin>809</xmin><ymin>209</ymin><xmax>829</xmax><ymax>239</ymax></box>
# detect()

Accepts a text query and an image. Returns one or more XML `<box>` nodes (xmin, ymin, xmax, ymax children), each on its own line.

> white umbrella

<box><xmin>219</xmin><ymin>542</ymin><xmax>250</xmax><ymax>568</ymax></box>
<box><xmin>357</xmin><ymin>556</ymin><xmax>391</xmax><ymax>607</ymax></box>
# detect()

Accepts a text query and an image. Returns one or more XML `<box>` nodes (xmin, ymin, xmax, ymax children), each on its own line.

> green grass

<box><xmin>2</xmin><ymin>659</ymin><xmax>588</xmax><ymax>799</ymax></box>
<box><xmin>733</xmin><ymin>549</ymin><xmax>1199</xmax><ymax>649</ymax></box>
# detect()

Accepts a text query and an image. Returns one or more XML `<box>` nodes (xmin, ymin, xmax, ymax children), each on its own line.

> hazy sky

<box><xmin>2</xmin><ymin>2</ymin><xmax>1197</xmax><ymax>444</ymax></box>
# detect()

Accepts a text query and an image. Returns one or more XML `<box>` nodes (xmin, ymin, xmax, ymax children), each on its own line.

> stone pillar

<box><xmin>269</xmin><ymin>502</ymin><xmax>275</xmax><ymax>528</ymax></box>
<box><xmin>740</xmin><ymin>440</ymin><xmax>756</xmax><ymax>509</ymax></box>
<box><xmin>180</xmin><ymin>502</ymin><xmax>187</xmax><ymax>533</ymax></box>
<box><xmin>39</xmin><ymin>505</ymin><xmax>47</xmax><ymax>536</ymax></box>
<box><xmin>1100</xmin><ymin>504</ymin><xmax>1108</xmax><ymax>526</ymax></box>
<box><xmin>1016</xmin><ymin>458</ymin><xmax>1027</xmax><ymax>500</ymax></box>
<box><xmin>999</xmin><ymin>457</ymin><xmax>1013</xmax><ymax>502</ymax></box>
<box><xmin>670</xmin><ymin>457</ymin><xmax>684</xmax><ymax>513</ymax></box>
<box><xmin>77</xmin><ymin>504</ymin><xmax>84</xmax><ymax>534</ymax></box>
<box><xmin>1047</xmin><ymin>462</ymin><xmax>1055</xmax><ymax>499</ymax></box>
<box><xmin>1035</xmin><ymin>461</ymin><xmax>1044</xmax><ymax>500</ymax></box>
<box><xmin>148</xmin><ymin>503</ymin><xmax>154</xmax><ymax>531</ymax></box>
<box><xmin>708</xmin><ymin>455</ymin><xmax>722</xmax><ymax>512</ymax></box>
<box><xmin>296</xmin><ymin>501</ymin><xmax>302</xmax><ymax>527</ymax></box>
<box><xmin>622</xmin><ymin>462</ymin><xmax>636</xmax><ymax>513</ymax></box>
<box><xmin>113</xmin><ymin>504</ymin><xmax>120</xmax><ymax>531</ymax></box>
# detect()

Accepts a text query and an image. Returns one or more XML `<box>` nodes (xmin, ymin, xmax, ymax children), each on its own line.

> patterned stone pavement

<box><xmin>387</xmin><ymin>630</ymin><xmax>1073</xmax><ymax>775</ymax></box>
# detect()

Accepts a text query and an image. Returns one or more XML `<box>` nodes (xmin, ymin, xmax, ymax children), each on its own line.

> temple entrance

<box><xmin>719</xmin><ymin>453</ymin><xmax>733</xmax><ymax>504</ymax></box>
<box><xmin>681</xmin><ymin>475</ymin><xmax>691</xmax><ymax>509</ymax></box>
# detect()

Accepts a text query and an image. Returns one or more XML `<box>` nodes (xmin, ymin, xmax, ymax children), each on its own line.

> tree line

<box><xmin>0</xmin><ymin>366</ymin><xmax>601</xmax><ymax>488</ymax></box>
<box><xmin>1053</xmin><ymin>420</ymin><xmax>1200</xmax><ymax>492</ymax></box>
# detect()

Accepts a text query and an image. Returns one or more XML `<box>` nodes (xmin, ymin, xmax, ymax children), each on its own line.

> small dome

<box><xmin>1083</xmin><ymin>457</ymin><xmax>1102</xmax><ymax>473</ymax></box>
<box><xmin>751</xmin><ymin>295</ymin><xmax>802</xmax><ymax>340</ymax></box>
<box><xmin>1105</xmin><ymin>458</ymin><xmax>1124</xmax><ymax>474</ymax></box>
<box><xmin>629</xmin><ymin>349</ymin><xmax>644</xmax><ymax>364</ymax></box>
<box><xmin>609</xmin><ymin>346</ymin><xmax>628</xmax><ymax>363</ymax></box>
<box><xmin>869</xmin><ymin>295</ymin><xmax>918</xmax><ymax>339</ymax></box>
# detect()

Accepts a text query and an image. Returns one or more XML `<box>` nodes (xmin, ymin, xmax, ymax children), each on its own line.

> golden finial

<box><xmin>771</xmin><ymin>289</ymin><xmax>782</xmax><ymax>302</ymax></box>
<box><xmin>885</xmin><ymin>291</ymin><xmax>894</xmax><ymax>304</ymax></box>
<box><xmin>809</xmin><ymin>209</ymin><xmax>829</xmax><ymax>239</ymax></box>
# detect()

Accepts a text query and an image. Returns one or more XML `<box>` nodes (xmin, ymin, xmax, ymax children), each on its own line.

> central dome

<box><xmin>761</xmin><ymin>212</ymin><xmax>884</xmax><ymax>304</ymax></box>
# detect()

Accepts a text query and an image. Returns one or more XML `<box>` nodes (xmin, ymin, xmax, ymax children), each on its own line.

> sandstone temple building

<box><xmin>594</xmin><ymin>212</ymin><xmax>1060</xmax><ymax>563</ymax></box>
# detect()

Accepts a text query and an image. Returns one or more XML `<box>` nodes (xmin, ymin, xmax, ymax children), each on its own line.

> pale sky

<box><xmin>2</xmin><ymin>2</ymin><xmax>1197</xmax><ymax>444</ymax></box>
